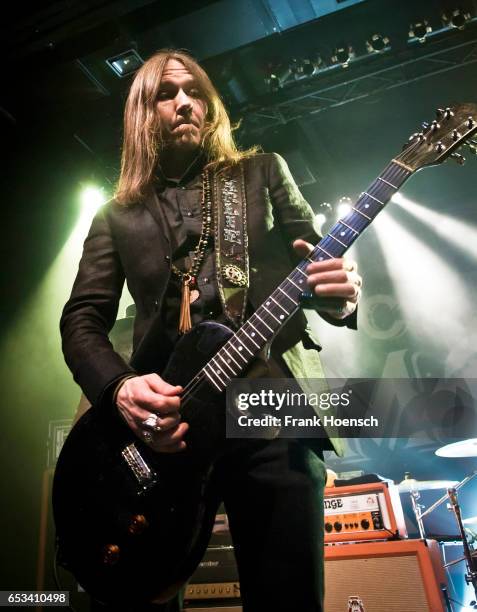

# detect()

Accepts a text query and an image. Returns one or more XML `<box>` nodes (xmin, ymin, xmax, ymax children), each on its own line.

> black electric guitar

<box><xmin>52</xmin><ymin>103</ymin><xmax>477</xmax><ymax>605</ymax></box>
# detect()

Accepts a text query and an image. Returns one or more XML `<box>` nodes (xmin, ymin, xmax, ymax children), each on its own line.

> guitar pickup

<box><xmin>121</xmin><ymin>443</ymin><xmax>158</xmax><ymax>493</ymax></box>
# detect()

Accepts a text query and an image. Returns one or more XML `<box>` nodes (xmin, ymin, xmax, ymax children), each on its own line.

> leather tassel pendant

<box><xmin>178</xmin><ymin>276</ymin><xmax>193</xmax><ymax>335</ymax></box>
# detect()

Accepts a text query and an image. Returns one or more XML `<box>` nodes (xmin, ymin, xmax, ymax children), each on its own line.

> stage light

<box><xmin>289</xmin><ymin>58</ymin><xmax>311</xmax><ymax>79</ymax></box>
<box><xmin>442</xmin><ymin>8</ymin><xmax>472</xmax><ymax>30</ymax></box>
<box><xmin>289</xmin><ymin>58</ymin><xmax>301</xmax><ymax>77</ymax></box>
<box><xmin>337</xmin><ymin>196</ymin><xmax>353</xmax><ymax>218</ymax></box>
<box><xmin>314</xmin><ymin>202</ymin><xmax>332</xmax><ymax>229</ymax></box>
<box><xmin>331</xmin><ymin>45</ymin><xmax>355</xmax><ymax>67</ymax></box>
<box><xmin>80</xmin><ymin>185</ymin><xmax>107</xmax><ymax>215</ymax></box>
<box><xmin>106</xmin><ymin>49</ymin><xmax>144</xmax><ymax>78</ymax></box>
<box><xmin>265</xmin><ymin>72</ymin><xmax>282</xmax><ymax>92</ymax></box>
<box><xmin>366</xmin><ymin>33</ymin><xmax>390</xmax><ymax>53</ymax></box>
<box><xmin>408</xmin><ymin>20</ymin><xmax>432</xmax><ymax>43</ymax></box>
<box><xmin>302</xmin><ymin>59</ymin><xmax>315</xmax><ymax>76</ymax></box>
<box><xmin>304</xmin><ymin>55</ymin><xmax>325</xmax><ymax>76</ymax></box>
<box><xmin>315</xmin><ymin>213</ymin><xmax>327</xmax><ymax>226</ymax></box>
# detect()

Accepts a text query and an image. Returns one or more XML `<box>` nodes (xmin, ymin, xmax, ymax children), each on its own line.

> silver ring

<box><xmin>142</xmin><ymin>431</ymin><xmax>153</xmax><ymax>443</ymax></box>
<box><xmin>142</xmin><ymin>414</ymin><xmax>162</xmax><ymax>432</ymax></box>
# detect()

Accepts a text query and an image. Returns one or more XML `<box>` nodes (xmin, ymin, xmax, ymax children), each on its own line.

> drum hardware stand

<box><xmin>409</xmin><ymin>471</ymin><xmax>477</xmax><ymax>538</ymax></box>
<box><xmin>409</xmin><ymin>487</ymin><xmax>427</xmax><ymax>539</ymax></box>
<box><xmin>405</xmin><ymin>471</ymin><xmax>477</xmax><ymax>608</ymax></box>
<box><xmin>447</xmin><ymin>487</ymin><xmax>477</xmax><ymax>601</ymax></box>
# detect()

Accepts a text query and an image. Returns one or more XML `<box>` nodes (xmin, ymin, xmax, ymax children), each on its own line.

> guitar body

<box><xmin>52</xmin><ymin>321</ymin><xmax>234</xmax><ymax>605</ymax></box>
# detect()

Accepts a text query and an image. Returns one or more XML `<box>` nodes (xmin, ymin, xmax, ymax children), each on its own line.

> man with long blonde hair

<box><xmin>61</xmin><ymin>49</ymin><xmax>361</xmax><ymax>611</ymax></box>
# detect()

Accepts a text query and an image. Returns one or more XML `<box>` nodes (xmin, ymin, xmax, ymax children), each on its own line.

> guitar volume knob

<box><xmin>102</xmin><ymin>544</ymin><xmax>120</xmax><ymax>565</ymax></box>
<box><xmin>128</xmin><ymin>514</ymin><xmax>149</xmax><ymax>535</ymax></box>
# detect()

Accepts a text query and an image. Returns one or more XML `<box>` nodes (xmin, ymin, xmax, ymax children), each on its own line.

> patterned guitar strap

<box><xmin>212</xmin><ymin>161</ymin><xmax>249</xmax><ymax>328</ymax></box>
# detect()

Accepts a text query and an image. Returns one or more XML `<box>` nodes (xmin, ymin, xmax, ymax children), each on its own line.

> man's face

<box><xmin>156</xmin><ymin>59</ymin><xmax>207</xmax><ymax>152</ymax></box>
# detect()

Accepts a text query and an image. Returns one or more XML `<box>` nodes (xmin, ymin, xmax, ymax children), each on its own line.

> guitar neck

<box><xmin>200</xmin><ymin>159</ymin><xmax>414</xmax><ymax>393</ymax></box>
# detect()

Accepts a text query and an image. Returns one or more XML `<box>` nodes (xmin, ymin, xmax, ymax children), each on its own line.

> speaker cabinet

<box><xmin>324</xmin><ymin>539</ymin><xmax>446</xmax><ymax>611</ymax></box>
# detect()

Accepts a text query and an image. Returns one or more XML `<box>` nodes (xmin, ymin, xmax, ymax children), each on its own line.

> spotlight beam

<box><xmin>392</xmin><ymin>194</ymin><xmax>477</xmax><ymax>261</ymax></box>
<box><xmin>372</xmin><ymin>211</ymin><xmax>472</xmax><ymax>345</ymax></box>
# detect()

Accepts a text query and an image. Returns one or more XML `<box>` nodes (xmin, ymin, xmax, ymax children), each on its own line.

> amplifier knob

<box><xmin>334</xmin><ymin>522</ymin><xmax>342</xmax><ymax>532</ymax></box>
<box><xmin>361</xmin><ymin>519</ymin><xmax>370</xmax><ymax>529</ymax></box>
<box><xmin>325</xmin><ymin>522</ymin><xmax>333</xmax><ymax>533</ymax></box>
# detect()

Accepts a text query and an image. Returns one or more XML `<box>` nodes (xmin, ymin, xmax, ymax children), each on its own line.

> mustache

<box><xmin>172</xmin><ymin>118</ymin><xmax>199</xmax><ymax>129</ymax></box>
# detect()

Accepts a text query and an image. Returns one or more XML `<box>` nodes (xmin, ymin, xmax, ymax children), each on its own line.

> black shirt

<box><xmin>156</xmin><ymin>156</ymin><xmax>224</xmax><ymax>346</ymax></box>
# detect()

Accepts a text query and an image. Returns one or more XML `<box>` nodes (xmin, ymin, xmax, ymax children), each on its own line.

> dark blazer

<box><xmin>61</xmin><ymin>153</ymin><xmax>354</xmax><ymax>455</ymax></box>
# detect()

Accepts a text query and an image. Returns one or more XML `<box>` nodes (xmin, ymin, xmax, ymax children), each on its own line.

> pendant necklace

<box><xmin>171</xmin><ymin>169</ymin><xmax>212</xmax><ymax>334</ymax></box>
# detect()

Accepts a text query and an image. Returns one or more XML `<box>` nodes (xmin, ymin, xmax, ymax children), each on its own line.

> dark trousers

<box><xmin>91</xmin><ymin>438</ymin><xmax>326</xmax><ymax>612</ymax></box>
<box><xmin>217</xmin><ymin>437</ymin><xmax>326</xmax><ymax>612</ymax></box>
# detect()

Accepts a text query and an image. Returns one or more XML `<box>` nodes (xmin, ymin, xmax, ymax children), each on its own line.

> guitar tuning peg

<box><xmin>435</xmin><ymin>108</ymin><xmax>445</xmax><ymax>117</ymax></box>
<box><xmin>421</xmin><ymin>121</ymin><xmax>430</xmax><ymax>130</ymax></box>
<box><xmin>450</xmin><ymin>152</ymin><xmax>466</xmax><ymax>165</ymax></box>
<box><xmin>405</xmin><ymin>132</ymin><xmax>423</xmax><ymax>148</ymax></box>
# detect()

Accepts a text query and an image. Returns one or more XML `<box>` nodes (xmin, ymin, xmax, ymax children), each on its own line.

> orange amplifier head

<box><xmin>324</xmin><ymin>482</ymin><xmax>407</xmax><ymax>543</ymax></box>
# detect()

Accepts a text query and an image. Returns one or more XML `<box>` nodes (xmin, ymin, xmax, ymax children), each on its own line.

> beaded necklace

<box><xmin>171</xmin><ymin>169</ymin><xmax>212</xmax><ymax>334</ymax></box>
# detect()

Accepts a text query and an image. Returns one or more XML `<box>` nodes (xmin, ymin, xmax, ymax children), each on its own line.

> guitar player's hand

<box><xmin>293</xmin><ymin>239</ymin><xmax>362</xmax><ymax>319</ymax></box>
<box><xmin>115</xmin><ymin>373</ymin><xmax>188</xmax><ymax>453</ymax></box>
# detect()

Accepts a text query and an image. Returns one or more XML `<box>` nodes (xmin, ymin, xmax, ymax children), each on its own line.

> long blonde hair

<box><xmin>115</xmin><ymin>49</ymin><xmax>257</xmax><ymax>205</ymax></box>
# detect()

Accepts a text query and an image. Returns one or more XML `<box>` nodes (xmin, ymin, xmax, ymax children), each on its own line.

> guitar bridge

<box><xmin>121</xmin><ymin>443</ymin><xmax>158</xmax><ymax>493</ymax></box>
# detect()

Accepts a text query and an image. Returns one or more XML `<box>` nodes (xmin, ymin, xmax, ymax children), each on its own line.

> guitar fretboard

<box><xmin>196</xmin><ymin>160</ymin><xmax>412</xmax><ymax>393</ymax></box>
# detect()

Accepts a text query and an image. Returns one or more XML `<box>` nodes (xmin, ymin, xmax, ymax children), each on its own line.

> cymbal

<box><xmin>435</xmin><ymin>439</ymin><xmax>477</xmax><ymax>458</ymax></box>
<box><xmin>398</xmin><ymin>478</ymin><xmax>458</xmax><ymax>492</ymax></box>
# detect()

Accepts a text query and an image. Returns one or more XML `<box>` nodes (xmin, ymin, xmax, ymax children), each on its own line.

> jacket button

<box><xmin>164</xmin><ymin>255</ymin><xmax>170</xmax><ymax>262</ymax></box>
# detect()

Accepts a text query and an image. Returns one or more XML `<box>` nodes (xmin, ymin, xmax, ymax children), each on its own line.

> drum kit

<box><xmin>397</xmin><ymin>439</ymin><xmax>477</xmax><ymax>603</ymax></box>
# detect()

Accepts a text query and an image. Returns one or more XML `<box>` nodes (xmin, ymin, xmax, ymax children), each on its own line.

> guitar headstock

<box><xmin>396</xmin><ymin>103</ymin><xmax>477</xmax><ymax>171</ymax></box>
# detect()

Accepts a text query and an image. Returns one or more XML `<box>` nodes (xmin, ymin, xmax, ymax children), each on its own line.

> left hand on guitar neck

<box><xmin>293</xmin><ymin>239</ymin><xmax>362</xmax><ymax>320</ymax></box>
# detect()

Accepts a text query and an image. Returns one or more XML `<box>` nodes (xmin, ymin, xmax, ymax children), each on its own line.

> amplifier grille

<box><xmin>325</xmin><ymin>554</ymin><xmax>431</xmax><ymax>611</ymax></box>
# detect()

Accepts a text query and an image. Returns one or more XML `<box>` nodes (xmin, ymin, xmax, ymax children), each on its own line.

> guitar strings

<box><xmin>179</xmin><ymin>137</ymin><xmax>424</xmax><ymax>406</ymax></box>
